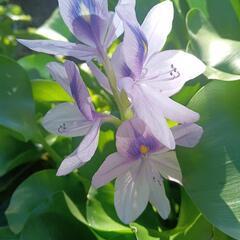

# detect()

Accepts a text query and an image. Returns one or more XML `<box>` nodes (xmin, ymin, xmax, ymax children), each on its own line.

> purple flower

<box><xmin>92</xmin><ymin>118</ymin><xmax>203</xmax><ymax>223</ymax></box>
<box><xmin>43</xmin><ymin>60</ymin><xmax>107</xmax><ymax>176</ymax></box>
<box><xmin>112</xmin><ymin>0</ymin><xmax>206</xmax><ymax>149</ymax></box>
<box><xmin>18</xmin><ymin>0</ymin><xmax>123</xmax><ymax>62</ymax></box>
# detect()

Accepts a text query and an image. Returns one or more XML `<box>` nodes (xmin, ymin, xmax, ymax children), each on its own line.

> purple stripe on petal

<box><xmin>64</xmin><ymin>61</ymin><xmax>95</xmax><ymax>121</ymax></box>
<box><xmin>58</xmin><ymin>0</ymin><xmax>109</xmax><ymax>54</ymax></box>
<box><xmin>128</xmin><ymin>23</ymin><xmax>148</xmax><ymax>64</ymax></box>
<box><xmin>122</xmin><ymin>22</ymin><xmax>148</xmax><ymax>79</ymax></box>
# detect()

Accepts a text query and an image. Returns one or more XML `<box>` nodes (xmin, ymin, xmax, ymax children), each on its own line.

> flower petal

<box><xmin>111</xmin><ymin>44</ymin><xmax>133</xmax><ymax>83</ymax></box>
<box><xmin>42</xmin><ymin>103</ymin><xmax>92</xmax><ymax>137</ymax></box>
<box><xmin>114</xmin><ymin>161</ymin><xmax>150</xmax><ymax>224</ymax></box>
<box><xmin>18</xmin><ymin>39</ymin><xmax>96</xmax><ymax>61</ymax></box>
<box><xmin>92</xmin><ymin>153</ymin><xmax>135</xmax><ymax>189</ymax></box>
<box><xmin>47</xmin><ymin>62</ymin><xmax>71</xmax><ymax>95</ymax></box>
<box><xmin>116</xmin><ymin>0</ymin><xmax>137</xmax><ymax>25</ymax></box>
<box><xmin>57</xmin><ymin>119</ymin><xmax>101</xmax><ymax>176</ymax></box>
<box><xmin>146</xmin><ymin>164</ymin><xmax>171</xmax><ymax>219</ymax></box>
<box><xmin>57</xmin><ymin>149</ymin><xmax>85</xmax><ymax>176</ymax></box>
<box><xmin>121</xmin><ymin>23</ymin><xmax>148</xmax><ymax>79</ymax></box>
<box><xmin>116</xmin><ymin>118</ymin><xmax>149</xmax><ymax>158</ymax></box>
<box><xmin>64</xmin><ymin>61</ymin><xmax>95</xmax><ymax>121</ymax></box>
<box><xmin>150</xmin><ymin>151</ymin><xmax>182</xmax><ymax>185</ymax></box>
<box><xmin>76</xmin><ymin>118</ymin><xmax>101</xmax><ymax>160</ymax></box>
<box><xmin>141</xmin><ymin>1</ymin><xmax>174</xmax><ymax>58</ymax></box>
<box><xmin>87</xmin><ymin>61</ymin><xmax>112</xmax><ymax>94</ymax></box>
<box><xmin>139</xmin><ymin>85</ymin><xmax>200</xmax><ymax>124</ymax></box>
<box><xmin>58</xmin><ymin>0</ymin><xmax>109</xmax><ymax>47</ymax></box>
<box><xmin>144</xmin><ymin>50</ymin><xmax>206</xmax><ymax>96</ymax></box>
<box><xmin>172</xmin><ymin>123</ymin><xmax>203</xmax><ymax>148</ymax></box>
<box><xmin>123</xmin><ymin>81</ymin><xmax>175</xmax><ymax>149</ymax></box>
<box><xmin>104</xmin><ymin>12</ymin><xmax>124</xmax><ymax>47</ymax></box>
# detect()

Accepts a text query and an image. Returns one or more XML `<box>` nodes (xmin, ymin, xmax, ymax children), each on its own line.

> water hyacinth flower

<box><xmin>112</xmin><ymin>0</ymin><xmax>206</xmax><ymax>149</ymax></box>
<box><xmin>18</xmin><ymin>0</ymin><xmax>123</xmax><ymax>62</ymax></box>
<box><xmin>92</xmin><ymin>118</ymin><xmax>203</xmax><ymax>223</ymax></box>
<box><xmin>43</xmin><ymin>60</ymin><xmax>108</xmax><ymax>176</ymax></box>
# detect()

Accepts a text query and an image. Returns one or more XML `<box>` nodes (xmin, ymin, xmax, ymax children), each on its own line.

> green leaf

<box><xmin>130</xmin><ymin>223</ymin><xmax>160</xmax><ymax>240</ymax></box>
<box><xmin>0</xmin><ymin>227</ymin><xmax>18</xmax><ymax>240</ymax></box>
<box><xmin>18</xmin><ymin>54</ymin><xmax>57</xmax><ymax>80</ymax></box>
<box><xmin>0</xmin><ymin>128</ymin><xmax>39</xmax><ymax>177</ymax></box>
<box><xmin>6</xmin><ymin>170</ymin><xmax>87</xmax><ymax>234</ymax></box>
<box><xmin>19</xmin><ymin>192</ymin><xmax>96</xmax><ymax>240</ymax></box>
<box><xmin>31</xmin><ymin>79</ymin><xmax>72</xmax><ymax>103</ymax></box>
<box><xmin>186</xmin><ymin>9</ymin><xmax>240</xmax><ymax>81</ymax></box>
<box><xmin>185</xmin><ymin>0</ymin><xmax>240</xmax><ymax>40</ymax></box>
<box><xmin>0</xmin><ymin>55</ymin><xmax>37</xmax><ymax>141</ymax></box>
<box><xmin>177</xmin><ymin>81</ymin><xmax>240</xmax><ymax>239</ymax></box>
<box><xmin>87</xmin><ymin>184</ymin><xmax>131</xmax><ymax>234</ymax></box>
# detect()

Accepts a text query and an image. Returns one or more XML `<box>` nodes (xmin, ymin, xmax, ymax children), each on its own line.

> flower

<box><xmin>112</xmin><ymin>0</ymin><xmax>206</xmax><ymax>149</ymax></box>
<box><xmin>92</xmin><ymin>118</ymin><xmax>203</xmax><ymax>223</ymax></box>
<box><xmin>43</xmin><ymin>60</ymin><xmax>107</xmax><ymax>176</ymax></box>
<box><xmin>18</xmin><ymin>0</ymin><xmax>124</xmax><ymax>62</ymax></box>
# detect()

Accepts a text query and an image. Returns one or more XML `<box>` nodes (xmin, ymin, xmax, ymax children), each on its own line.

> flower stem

<box><xmin>102</xmin><ymin>55</ymin><xmax>126</xmax><ymax>120</ymax></box>
<box><xmin>35</xmin><ymin>130</ymin><xmax>62</xmax><ymax>166</ymax></box>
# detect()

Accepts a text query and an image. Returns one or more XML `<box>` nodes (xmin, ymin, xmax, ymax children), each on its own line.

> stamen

<box><xmin>139</xmin><ymin>144</ymin><xmax>150</xmax><ymax>155</ymax></box>
<box><xmin>142</xmin><ymin>64</ymin><xmax>181</xmax><ymax>82</ymax></box>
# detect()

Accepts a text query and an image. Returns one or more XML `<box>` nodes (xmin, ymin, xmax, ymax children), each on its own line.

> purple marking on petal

<box><xmin>127</xmin><ymin>23</ymin><xmax>148</xmax><ymax>72</ymax></box>
<box><xmin>64</xmin><ymin>61</ymin><xmax>95</xmax><ymax>121</ymax></box>
<box><xmin>72</xmin><ymin>15</ymin><xmax>107</xmax><ymax>48</ymax></box>
<box><xmin>127</xmin><ymin>134</ymin><xmax>161</xmax><ymax>160</ymax></box>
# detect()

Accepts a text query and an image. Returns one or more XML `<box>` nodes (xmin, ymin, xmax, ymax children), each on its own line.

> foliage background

<box><xmin>0</xmin><ymin>0</ymin><xmax>240</xmax><ymax>239</ymax></box>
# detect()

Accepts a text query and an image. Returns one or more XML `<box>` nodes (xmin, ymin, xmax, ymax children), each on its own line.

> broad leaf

<box><xmin>0</xmin><ymin>128</ymin><xmax>39</xmax><ymax>177</ymax></box>
<box><xmin>31</xmin><ymin>80</ymin><xmax>72</xmax><ymax>103</ymax></box>
<box><xmin>6</xmin><ymin>170</ymin><xmax>87</xmax><ymax>234</ymax></box>
<box><xmin>186</xmin><ymin>0</ymin><xmax>240</xmax><ymax>40</ymax></box>
<box><xmin>178</xmin><ymin>81</ymin><xmax>240</xmax><ymax>239</ymax></box>
<box><xmin>0</xmin><ymin>55</ymin><xmax>37</xmax><ymax>141</ymax></box>
<box><xmin>19</xmin><ymin>192</ymin><xmax>96</xmax><ymax>240</ymax></box>
<box><xmin>186</xmin><ymin>9</ymin><xmax>240</xmax><ymax>81</ymax></box>
<box><xmin>18</xmin><ymin>54</ymin><xmax>57</xmax><ymax>80</ymax></box>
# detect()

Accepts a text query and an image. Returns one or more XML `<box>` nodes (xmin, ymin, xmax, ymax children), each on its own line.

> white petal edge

<box><xmin>150</xmin><ymin>151</ymin><xmax>182</xmax><ymax>185</ymax></box>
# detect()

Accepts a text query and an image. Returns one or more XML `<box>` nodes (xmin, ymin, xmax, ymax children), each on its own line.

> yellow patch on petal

<box><xmin>139</xmin><ymin>145</ymin><xmax>149</xmax><ymax>155</ymax></box>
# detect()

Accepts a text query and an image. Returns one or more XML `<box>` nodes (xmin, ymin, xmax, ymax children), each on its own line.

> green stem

<box><xmin>35</xmin><ymin>130</ymin><xmax>62</xmax><ymax>166</ymax></box>
<box><xmin>102</xmin><ymin>55</ymin><xmax>126</xmax><ymax>120</ymax></box>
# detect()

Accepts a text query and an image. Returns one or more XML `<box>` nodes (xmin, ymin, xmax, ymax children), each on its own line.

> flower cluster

<box><xmin>19</xmin><ymin>0</ymin><xmax>205</xmax><ymax>224</ymax></box>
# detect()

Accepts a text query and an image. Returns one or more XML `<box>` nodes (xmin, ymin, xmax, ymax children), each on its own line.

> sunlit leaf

<box><xmin>178</xmin><ymin>81</ymin><xmax>240</xmax><ymax>239</ymax></box>
<box><xmin>31</xmin><ymin>79</ymin><xmax>72</xmax><ymax>103</ymax></box>
<box><xmin>186</xmin><ymin>9</ymin><xmax>240</xmax><ymax>81</ymax></box>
